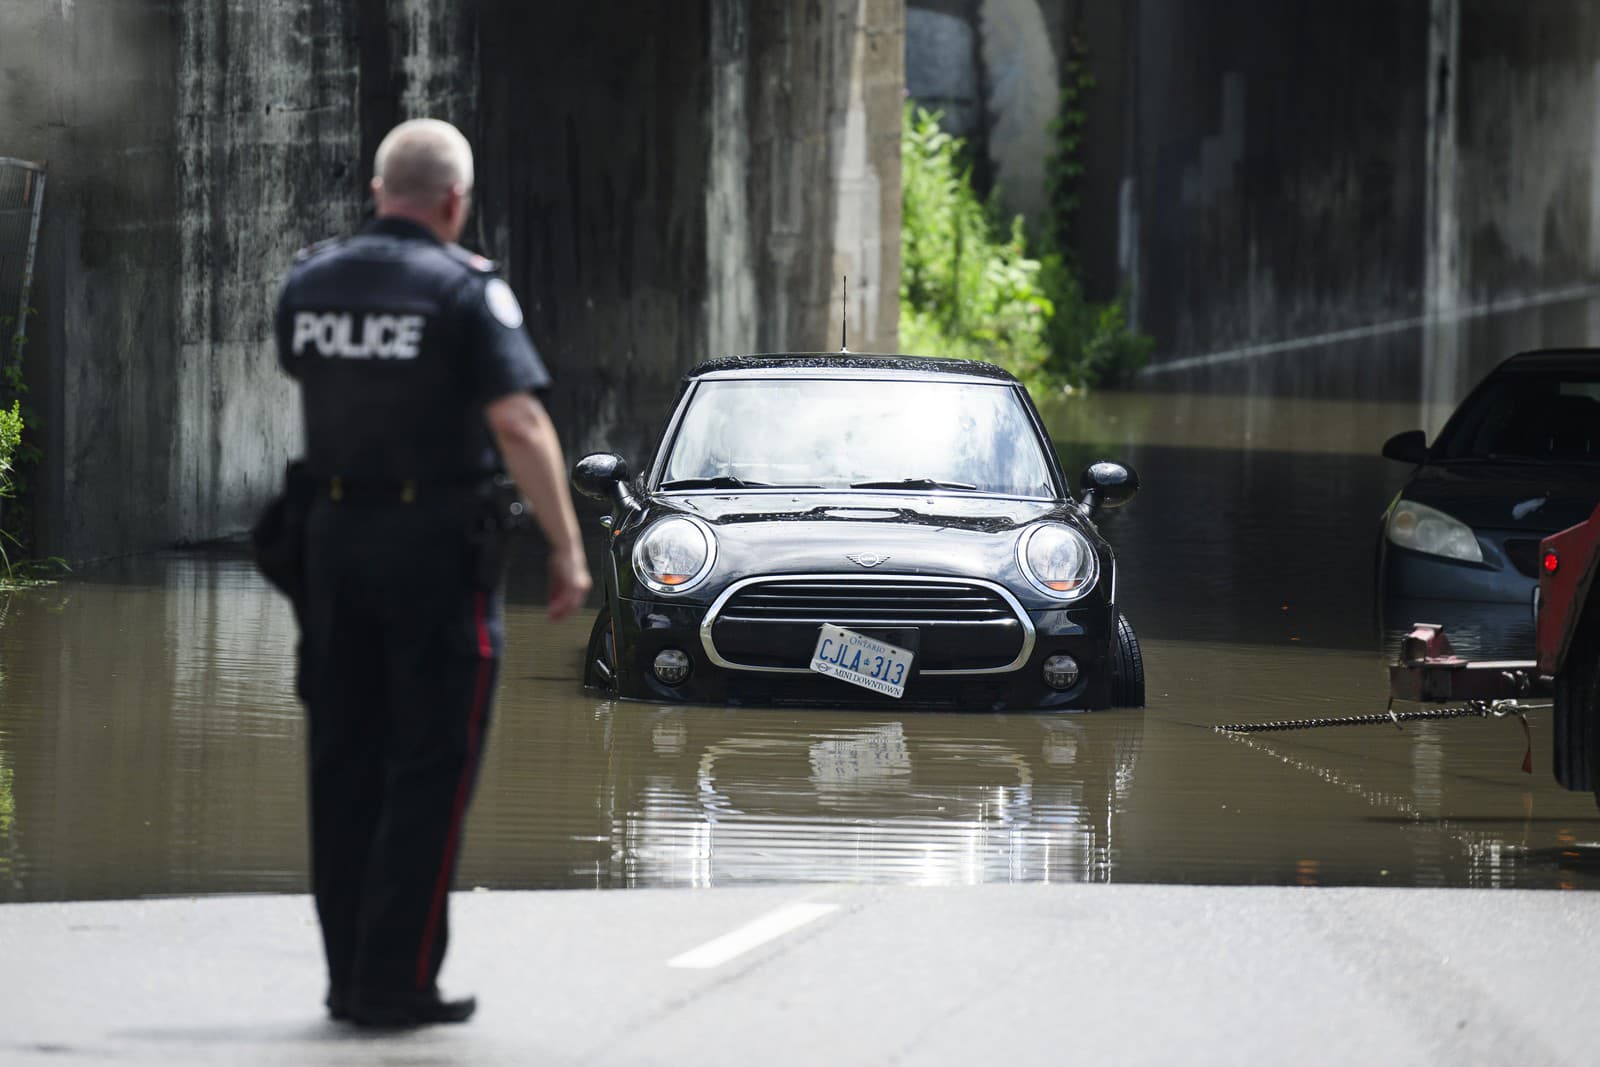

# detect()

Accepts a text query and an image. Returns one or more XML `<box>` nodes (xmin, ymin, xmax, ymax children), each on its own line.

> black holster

<box><xmin>466</xmin><ymin>474</ymin><xmax>527</xmax><ymax>591</ymax></box>
<box><xmin>252</xmin><ymin>460</ymin><xmax>313</xmax><ymax>605</ymax></box>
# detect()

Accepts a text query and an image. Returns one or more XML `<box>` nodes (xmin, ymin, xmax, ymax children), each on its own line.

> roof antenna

<box><xmin>840</xmin><ymin>275</ymin><xmax>849</xmax><ymax>353</ymax></box>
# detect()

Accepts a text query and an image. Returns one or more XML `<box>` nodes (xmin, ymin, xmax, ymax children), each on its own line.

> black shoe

<box><xmin>325</xmin><ymin>988</ymin><xmax>350</xmax><ymax>1022</ymax></box>
<box><xmin>344</xmin><ymin>990</ymin><xmax>477</xmax><ymax>1028</ymax></box>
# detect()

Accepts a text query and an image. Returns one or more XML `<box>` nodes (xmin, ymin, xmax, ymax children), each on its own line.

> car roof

<box><xmin>1494</xmin><ymin>348</ymin><xmax>1600</xmax><ymax>375</ymax></box>
<box><xmin>685</xmin><ymin>352</ymin><xmax>1020</xmax><ymax>384</ymax></box>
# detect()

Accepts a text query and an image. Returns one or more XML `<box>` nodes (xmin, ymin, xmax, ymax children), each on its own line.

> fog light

<box><xmin>653</xmin><ymin>649</ymin><xmax>691</xmax><ymax>685</ymax></box>
<box><xmin>1042</xmin><ymin>654</ymin><xmax>1080</xmax><ymax>691</ymax></box>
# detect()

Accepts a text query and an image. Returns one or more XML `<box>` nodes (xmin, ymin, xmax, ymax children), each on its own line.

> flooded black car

<box><xmin>571</xmin><ymin>354</ymin><xmax>1143</xmax><ymax>710</ymax></box>
<box><xmin>1378</xmin><ymin>348</ymin><xmax>1600</xmax><ymax>656</ymax></box>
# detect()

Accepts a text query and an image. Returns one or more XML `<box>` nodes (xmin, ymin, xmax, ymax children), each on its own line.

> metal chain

<box><xmin>1214</xmin><ymin>699</ymin><xmax>1551</xmax><ymax>734</ymax></box>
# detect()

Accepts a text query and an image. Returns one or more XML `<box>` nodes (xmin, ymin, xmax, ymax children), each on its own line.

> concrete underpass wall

<box><xmin>1087</xmin><ymin>0</ymin><xmax>1600</xmax><ymax>405</ymax></box>
<box><xmin>739</xmin><ymin>0</ymin><xmax>903</xmax><ymax>359</ymax></box>
<box><xmin>902</xmin><ymin>1</ymin><xmax>1600</xmax><ymax>407</ymax></box>
<box><xmin>1117</xmin><ymin>0</ymin><xmax>1433</xmax><ymax>398</ymax></box>
<box><xmin>1422</xmin><ymin>0</ymin><xmax>1600</xmax><ymax>417</ymax></box>
<box><xmin>1</xmin><ymin>0</ymin><xmax>369</xmax><ymax>558</ymax></box>
<box><xmin>470</xmin><ymin>5</ymin><xmax>716</xmax><ymax>465</ymax></box>
<box><xmin>483</xmin><ymin>0</ymin><xmax>902</xmax><ymax>465</ymax></box>
<box><xmin>2</xmin><ymin>0</ymin><xmax>187</xmax><ymax>558</ymax></box>
<box><xmin>173</xmin><ymin>2</ymin><xmax>367</xmax><ymax>546</ymax></box>
<box><xmin>1</xmin><ymin>1</ymin><xmax>902</xmax><ymax>559</ymax></box>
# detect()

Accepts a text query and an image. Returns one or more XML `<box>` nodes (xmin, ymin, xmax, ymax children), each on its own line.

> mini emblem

<box><xmin>846</xmin><ymin>553</ymin><xmax>890</xmax><ymax>568</ymax></box>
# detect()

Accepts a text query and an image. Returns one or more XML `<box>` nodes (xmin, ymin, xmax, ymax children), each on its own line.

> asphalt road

<box><xmin>5</xmin><ymin>884</ymin><xmax>1600</xmax><ymax>1065</ymax></box>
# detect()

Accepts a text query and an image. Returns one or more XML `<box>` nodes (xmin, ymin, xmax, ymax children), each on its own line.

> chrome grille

<box><xmin>701</xmin><ymin>575</ymin><xmax>1034</xmax><ymax>675</ymax></box>
<box><xmin>718</xmin><ymin>578</ymin><xmax>1013</xmax><ymax>626</ymax></box>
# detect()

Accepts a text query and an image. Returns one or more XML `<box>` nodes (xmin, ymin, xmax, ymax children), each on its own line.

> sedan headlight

<box><xmin>633</xmin><ymin>516</ymin><xmax>717</xmax><ymax>594</ymax></box>
<box><xmin>1385</xmin><ymin>499</ymin><xmax>1483</xmax><ymax>564</ymax></box>
<box><xmin>1018</xmin><ymin>522</ymin><xmax>1099</xmax><ymax>599</ymax></box>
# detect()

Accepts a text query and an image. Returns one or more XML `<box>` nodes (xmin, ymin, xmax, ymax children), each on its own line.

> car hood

<box><xmin>629</xmin><ymin>491</ymin><xmax>1097</xmax><ymax>604</ymax></box>
<box><xmin>666</xmin><ymin>490</ymin><xmax>1064</xmax><ymax>533</ymax></box>
<box><xmin>1403</xmin><ymin>463</ymin><xmax>1600</xmax><ymax>533</ymax></box>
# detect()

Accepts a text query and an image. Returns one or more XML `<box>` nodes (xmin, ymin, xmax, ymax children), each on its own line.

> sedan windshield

<box><xmin>660</xmin><ymin>378</ymin><xmax>1058</xmax><ymax>497</ymax></box>
<box><xmin>1434</xmin><ymin>372</ymin><xmax>1600</xmax><ymax>464</ymax></box>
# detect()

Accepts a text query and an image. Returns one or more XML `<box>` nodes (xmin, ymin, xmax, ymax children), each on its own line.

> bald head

<box><xmin>371</xmin><ymin>119</ymin><xmax>474</xmax><ymax>242</ymax></box>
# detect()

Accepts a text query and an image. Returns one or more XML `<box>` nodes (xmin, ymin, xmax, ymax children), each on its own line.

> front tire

<box><xmin>1110</xmin><ymin>611</ymin><xmax>1145</xmax><ymax>708</ymax></box>
<box><xmin>584</xmin><ymin>601</ymin><xmax>618</xmax><ymax>692</ymax></box>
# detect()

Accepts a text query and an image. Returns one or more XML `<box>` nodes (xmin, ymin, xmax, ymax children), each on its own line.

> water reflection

<box><xmin>3</xmin><ymin>392</ymin><xmax>1600</xmax><ymax>903</ymax></box>
<box><xmin>588</xmin><ymin>710</ymin><xmax>1143</xmax><ymax>888</ymax></box>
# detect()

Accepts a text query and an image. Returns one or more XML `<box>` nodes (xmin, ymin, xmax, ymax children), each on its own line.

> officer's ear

<box><xmin>444</xmin><ymin>184</ymin><xmax>472</xmax><ymax>239</ymax></box>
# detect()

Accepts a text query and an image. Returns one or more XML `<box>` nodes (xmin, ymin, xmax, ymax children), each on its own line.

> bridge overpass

<box><xmin>1</xmin><ymin>0</ymin><xmax>1597</xmax><ymax>558</ymax></box>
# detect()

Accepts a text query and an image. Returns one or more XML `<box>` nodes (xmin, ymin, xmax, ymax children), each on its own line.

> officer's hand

<box><xmin>547</xmin><ymin>547</ymin><xmax>592</xmax><ymax>622</ymax></box>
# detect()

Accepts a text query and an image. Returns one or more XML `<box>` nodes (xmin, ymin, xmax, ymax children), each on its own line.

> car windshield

<box><xmin>1434</xmin><ymin>371</ymin><xmax>1600</xmax><ymax>464</ymax></box>
<box><xmin>660</xmin><ymin>378</ymin><xmax>1058</xmax><ymax>497</ymax></box>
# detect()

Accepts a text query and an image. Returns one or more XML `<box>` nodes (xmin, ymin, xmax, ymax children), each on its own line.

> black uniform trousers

<box><xmin>298</xmin><ymin>494</ymin><xmax>500</xmax><ymax>998</ymax></box>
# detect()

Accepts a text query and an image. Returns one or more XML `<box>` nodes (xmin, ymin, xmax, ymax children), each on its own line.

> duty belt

<box><xmin>314</xmin><ymin>474</ymin><xmax>491</xmax><ymax>505</ymax></box>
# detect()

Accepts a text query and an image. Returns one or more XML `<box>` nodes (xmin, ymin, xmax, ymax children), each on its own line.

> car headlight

<box><xmin>1018</xmin><ymin>522</ymin><xmax>1099</xmax><ymax>599</ymax></box>
<box><xmin>633</xmin><ymin>516</ymin><xmax>716</xmax><ymax>594</ymax></box>
<box><xmin>1386</xmin><ymin>499</ymin><xmax>1483</xmax><ymax>564</ymax></box>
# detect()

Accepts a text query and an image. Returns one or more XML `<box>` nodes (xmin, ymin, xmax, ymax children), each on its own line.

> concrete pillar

<box><xmin>740</xmin><ymin>1</ymin><xmax>903</xmax><ymax>357</ymax></box>
<box><xmin>978</xmin><ymin>0</ymin><xmax>1058</xmax><ymax>226</ymax></box>
<box><xmin>173</xmin><ymin>1</ymin><xmax>365</xmax><ymax>546</ymax></box>
<box><xmin>2</xmin><ymin>1</ymin><xmax>906</xmax><ymax>557</ymax></box>
<box><xmin>829</xmin><ymin>0</ymin><xmax>904</xmax><ymax>353</ymax></box>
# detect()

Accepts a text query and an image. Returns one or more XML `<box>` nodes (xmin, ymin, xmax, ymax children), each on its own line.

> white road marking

<box><xmin>667</xmin><ymin>902</ymin><xmax>838</xmax><ymax>969</ymax></box>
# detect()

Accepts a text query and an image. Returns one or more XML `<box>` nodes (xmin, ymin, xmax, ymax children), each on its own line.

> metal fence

<box><xmin>0</xmin><ymin>158</ymin><xmax>47</xmax><ymax>351</ymax></box>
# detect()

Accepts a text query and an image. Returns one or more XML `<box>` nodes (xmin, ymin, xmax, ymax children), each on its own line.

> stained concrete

<box><xmin>903</xmin><ymin>1</ymin><xmax>1600</xmax><ymax>404</ymax></box>
<box><xmin>6</xmin><ymin>885</ymin><xmax>1600</xmax><ymax>1064</ymax></box>
<box><xmin>1</xmin><ymin>0</ymin><xmax>362</xmax><ymax>558</ymax></box>
<box><xmin>1097</xmin><ymin>0</ymin><xmax>1600</xmax><ymax>402</ymax></box>
<box><xmin>0</xmin><ymin>1</ymin><xmax>903</xmax><ymax>560</ymax></box>
<box><xmin>905</xmin><ymin>0</ymin><xmax>1060</xmax><ymax>225</ymax></box>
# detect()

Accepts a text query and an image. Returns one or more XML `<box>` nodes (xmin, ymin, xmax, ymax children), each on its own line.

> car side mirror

<box><xmin>572</xmin><ymin>452</ymin><xmax>631</xmax><ymax>501</ymax></box>
<box><xmin>1382</xmin><ymin>430</ymin><xmax>1428</xmax><ymax>465</ymax></box>
<box><xmin>1079</xmin><ymin>461</ymin><xmax>1138</xmax><ymax>516</ymax></box>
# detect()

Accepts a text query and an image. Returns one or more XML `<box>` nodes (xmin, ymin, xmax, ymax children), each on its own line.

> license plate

<box><xmin>809</xmin><ymin>624</ymin><xmax>914</xmax><ymax>699</ymax></box>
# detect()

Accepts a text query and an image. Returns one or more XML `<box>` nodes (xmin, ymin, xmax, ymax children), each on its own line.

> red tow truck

<box><xmin>1391</xmin><ymin>503</ymin><xmax>1600</xmax><ymax>803</ymax></box>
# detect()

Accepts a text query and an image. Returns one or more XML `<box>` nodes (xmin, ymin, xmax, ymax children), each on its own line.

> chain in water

<box><xmin>1213</xmin><ymin>700</ymin><xmax>1549</xmax><ymax>734</ymax></box>
<box><xmin>1214</xmin><ymin>700</ymin><xmax>1548</xmax><ymax>774</ymax></box>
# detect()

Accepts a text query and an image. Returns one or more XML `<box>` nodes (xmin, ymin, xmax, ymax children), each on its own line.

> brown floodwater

<box><xmin>2</xmin><ymin>391</ymin><xmax>1598</xmax><ymax>903</ymax></box>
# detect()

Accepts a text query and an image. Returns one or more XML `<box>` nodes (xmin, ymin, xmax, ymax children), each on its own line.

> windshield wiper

<box><xmin>659</xmin><ymin>476</ymin><xmax>820</xmax><ymax>490</ymax></box>
<box><xmin>851</xmin><ymin>478</ymin><xmax>978</xmax><ymax>491</ymax></box>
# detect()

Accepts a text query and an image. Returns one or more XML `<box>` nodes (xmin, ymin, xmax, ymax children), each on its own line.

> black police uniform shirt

<box><xmin>275</xmin><ymin>217</ymin><xmax>551</xmax><ymax>484</ymax></box>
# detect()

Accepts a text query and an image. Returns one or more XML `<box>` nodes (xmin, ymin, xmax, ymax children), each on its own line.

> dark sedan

<box><xmin>570</xmin><ymin>354</ymin><xmax>1143</xmax><ymax>711</ymax></box>
<box><xmin>1378</xmin><ymin>348</ymin><xmax>1600</xmax><ymax>657</ymax></box>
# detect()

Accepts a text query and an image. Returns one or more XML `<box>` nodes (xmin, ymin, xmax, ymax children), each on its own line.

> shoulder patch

<box><xmin>485</xmin><ymin>278</ymin><xmax>525</xmax><ymax>329</ymax></box>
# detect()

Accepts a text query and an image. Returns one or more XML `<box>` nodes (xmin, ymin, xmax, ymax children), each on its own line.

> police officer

<box><xmin>274</xmin><ymin>118</ymin><xmax>591</xmax><ymax>1026</ymax></box>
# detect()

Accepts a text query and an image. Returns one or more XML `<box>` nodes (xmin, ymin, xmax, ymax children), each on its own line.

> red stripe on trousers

<box><xmin>415</xmin><ymin>590</ymin><xmax>492</xmax><ymax>990</ymax></box>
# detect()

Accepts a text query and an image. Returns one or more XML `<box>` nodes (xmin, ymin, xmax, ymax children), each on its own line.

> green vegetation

<box><xmin>1041</xmin><ymin>31</ymin><xmax>1094</xmax><ymax>262</ymax></box>
<box><xmin>0</xmin><ymin>399</ymin><xmax>22</xmax><ymax>577</ymax></box>
<box><xmin>898</xmin><ymin>62</ymin><xmax>1151</xmax><ymax>397</ymax></box>
<box><xmin>0</xmin><ymin>321</ymin><xmax>62</xmax><ymax>585</ymax></box>
<box><xmin>900</xmin><ymin>105</ymin><xmax>1054</xmax><ymax>389</ymax></box>
<box><xmin>0</xmin><ymin>400</ymin><xmax>20</xmax><ymax>495</ymax></box>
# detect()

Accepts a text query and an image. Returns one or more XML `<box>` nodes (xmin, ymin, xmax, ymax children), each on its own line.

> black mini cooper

<box><xmin>571</xmin><ymin>354</ymin><xmax>1143</xmax><ymax>710</ymax></box>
